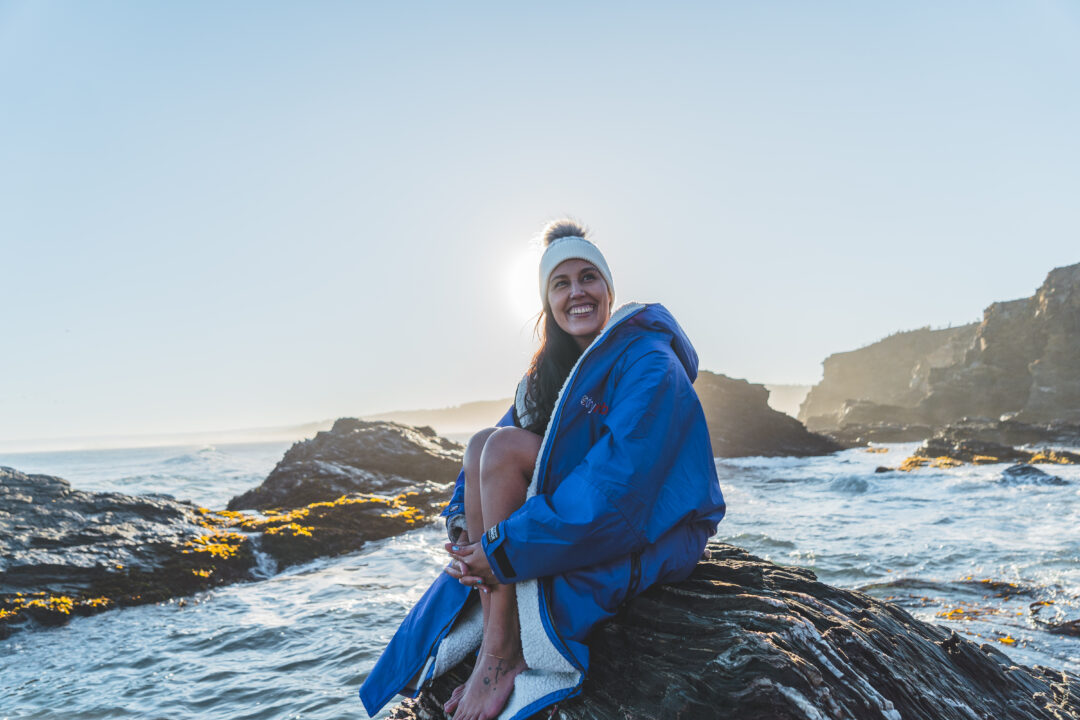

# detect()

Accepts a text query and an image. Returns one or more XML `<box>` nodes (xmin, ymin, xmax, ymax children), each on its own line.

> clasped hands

<box><xmin>444</xmin><ymin>541</ymin><xmax>498</xmax><ymax>593</ymax></box>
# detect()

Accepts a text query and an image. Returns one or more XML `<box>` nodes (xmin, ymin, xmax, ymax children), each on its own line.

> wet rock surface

<box><xmin>0</xmin><ymin>467</ymin><xmax>203</xmax><ymax>595</ymax></box>
<box><xmin>1000</xmin><ymin>464</ymin><xmax>1069</xmax><ymax>486</ymax></box>
<box><xmin>228</xmin><ymin>418</ymin><xmax>463</xmax><ymax>510</ymax></box>
<box><xmin>696</xmin><ymin>371</ymin><xmax>844</xmax><ymax>457</ymax></box>
<box><xmin>393</xmin><ymin>544</ymin><xmax>1080</xmax><ymax>720</ymax></box>
<box><xmin>913</xmin><ymin>437</ymin><xmax>1080</xmax><ymax>466</ymax></box>
<box><xmin>0</xmin><ymin>422</ymin><xmax>451</xmax><ymax>640</ymax></box>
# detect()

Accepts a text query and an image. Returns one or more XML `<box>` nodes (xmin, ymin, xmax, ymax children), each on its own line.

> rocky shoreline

<box><xmin>0</xmin><ymin>420</ymin><xmax>459</xmax><ymax>639</ymax></box>
<box><xmin>4</xmin><ymin>401</ymin><xmax>837</xmax><ymax>641</ymax></box>
<box><xmin>4</xmin><ymin>413</ymin><xmax>1080</xmax><ymax>717</ymax></box>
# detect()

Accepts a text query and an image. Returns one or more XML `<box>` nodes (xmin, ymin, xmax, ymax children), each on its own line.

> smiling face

<box><xmin>547</xmin><ymin>258</ymin><xmax>612</xmax><ymax>350</ymax></box>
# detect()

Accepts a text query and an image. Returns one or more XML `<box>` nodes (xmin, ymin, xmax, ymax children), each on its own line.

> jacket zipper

<box><xmin>534</xmin><ymin>305</ymin><xmax>646</xmax><ymax>672</ymax></box>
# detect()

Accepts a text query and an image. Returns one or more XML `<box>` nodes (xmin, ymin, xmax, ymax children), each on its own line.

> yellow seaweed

<box><xmin>899</xmin><ymin>456</ymin><xmax>929</xmax><ymax>472</ymax></box>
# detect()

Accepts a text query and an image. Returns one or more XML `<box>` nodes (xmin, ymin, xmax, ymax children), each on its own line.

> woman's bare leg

<box><xmin>443</xmin><ymin>427</ymin><xmax>498</xmax><ymax>715</ymax></box>
<box><xmin>453</xmin><ymin>427</ymin><xmax>538</xmax><ymax>720</ymax></box>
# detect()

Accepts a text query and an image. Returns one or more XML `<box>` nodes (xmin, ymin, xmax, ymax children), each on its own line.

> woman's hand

<box><xmin>444</xmin><ymin>541</ymin><xmax>498</xmax><ymax>591</ymax></box>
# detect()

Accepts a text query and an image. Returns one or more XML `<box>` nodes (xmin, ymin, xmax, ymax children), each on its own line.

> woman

<box><xmin>360</xmin><ymin>220</ymin><xmax>726</xmax><ymax>720</ymax></box>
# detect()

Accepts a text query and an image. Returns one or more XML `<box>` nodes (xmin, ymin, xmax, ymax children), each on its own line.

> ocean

<box><xmin>1</xmin><ymin>441</ymin><xmax>1077</xmax><ymax>719</ymax></box>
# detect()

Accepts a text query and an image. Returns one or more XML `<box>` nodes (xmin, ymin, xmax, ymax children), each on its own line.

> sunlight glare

<box><xmin>504</xmin><ymin>246</ymin><xmax>543</xmax><ymax>327</ymax></box>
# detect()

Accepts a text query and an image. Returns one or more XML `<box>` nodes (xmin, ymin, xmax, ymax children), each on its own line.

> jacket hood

<box><xmin>612</xmin><ymin>303</ymin><xmax>700</xmax><ymax>383</ymax></box>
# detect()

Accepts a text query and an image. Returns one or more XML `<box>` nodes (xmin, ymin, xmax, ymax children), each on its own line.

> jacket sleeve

<box><xmin>441</xmin><ymin>404</ymin><xmax>517</xmax><ymax>542</ymax></box>
<box><xmin>481</xmin><ymin>348</ymin><xmax>694</xmax><ymax>583</ymax></box>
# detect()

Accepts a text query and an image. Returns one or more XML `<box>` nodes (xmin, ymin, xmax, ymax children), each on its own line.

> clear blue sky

<box><xmin>2</xmin><ymin>1</ymin><xmax>1078</xmax><ymax>444</ymax></box>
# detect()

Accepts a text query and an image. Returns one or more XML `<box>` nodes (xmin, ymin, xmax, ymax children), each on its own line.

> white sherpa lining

<box><xmin>514</xmin><ymin>375</ymin><xmax>537</xmax><ymax>431</ymax></box>
<box><xmin>430</xmin><ymin>303</ymin><xmax>646</xmax><ymax>720</ymax></box>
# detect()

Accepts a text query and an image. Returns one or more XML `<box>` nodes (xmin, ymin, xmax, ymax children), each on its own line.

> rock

<box><xmin>0</xmin><ymin>466</ymin><xmax>205</xmax><ymax>595</ymax></box>
<box><xmin>916</xmin><ymin>437</ymin><xmax>1033</xmax><ymax>464</ymax></box>
<box><xmin>800</xmin><ymin>262</ymin><xmax>1080</xmax><ymax>432</ymax></box>
<box><xmin>1</xmin><ymin>463</ymin><xmax>444</xmax><ymax>639</ymax></box>
<box><xmin>1000</xmin><ymin>464</ymin><xmax>1068</xmax><ymax>486</ymax></box>
<box><xmin>0</xmin><ymin>466</ymin><xmax>258</xmax><ymax>638</ymax></box>
<box><xmin>831</xmin><ymin>417</ymin><xmax>1080</xmax><ymax>453</ymax></box>
<box><xmin>695</xmin><ymin>371</ymin><xmax>844</xmax><ymax>457</ymax></box>
<box><xmin>237</xmin><ymin>488</ymin><xmax>447</xmax><ymax>568</ymax></box>
<box><xmin>227</xmin><ymin>418</ymin><xmax>463</xmax><ymax>510</ymax></box>
<box><xmin>912</xmin><ymin>437</ymin><xmax>1080</xmax><ymax>466</ymax></box>
<box><xmin>826</xmin><ymin>422</ymin><xmax>937</xmax><ymax>445</ymax></box>
<box><xmin>927</xmin><ymin>419</ymin><xmax>1080</xmax><ymax>448</ymax></box>
<box><xmin>392</xmin><ymin>544</ymin><xmax>1080</xmax><ymax>720</ymax></box>
<box><xmin>799</xmin><ymin>325</ymin><xmax>977</xmax><ymax>431</ymax></box>
<box><xmin>3</xmin><ymin>421</ymin><xmax>463</xmax><ymax>638</ymax></box>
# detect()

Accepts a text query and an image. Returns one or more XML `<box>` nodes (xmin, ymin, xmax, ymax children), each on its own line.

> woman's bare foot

<box><xmin>451</xmin><ymin>650</ymin><xmax>526</xmax><ymax>720</ymax></box>
<box><xmin>443</xmin><ymin>683</ymin><xmax>466</xmax><ymax>715</ymax></box>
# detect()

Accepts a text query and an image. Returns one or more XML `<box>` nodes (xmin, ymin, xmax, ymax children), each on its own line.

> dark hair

<box><xmin>523</xmin><ymin>219</ymin><xmax>591</xmax><ymax>434</ymax></box>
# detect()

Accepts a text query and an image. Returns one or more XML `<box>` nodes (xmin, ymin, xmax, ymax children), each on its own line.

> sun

<box><xmin>504</xmin><ymin>246</ymin><xmax>543</xmax><ymax>327</ymax></box>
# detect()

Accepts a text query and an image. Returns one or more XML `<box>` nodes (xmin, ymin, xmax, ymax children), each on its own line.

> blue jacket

<box><xmin>359</xmin><ymin>303</ymin><xmax>726</xmax><ymax>719</ymax></box>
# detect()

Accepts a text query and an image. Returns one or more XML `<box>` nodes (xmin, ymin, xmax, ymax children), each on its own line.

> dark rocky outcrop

<box><xmin>696</xmin><ymin>371</ymin><xmax>844</xmax><ymax>457</ymax></box>
<box><xmin>801</xmin><ymin>262</ymin><xmax>1080</xmax><ymax>436</ymax></box>
<box><xmin>391</xmin><ymin>544</ymin><xmax>1080</xmax><ymax>720</ymax></box>
<box><xmin>878</xmin><ymin>434</ymin><xmax>1080</xmax><ymax>473</ymax></box>
<box><xmin>1000</xmin><ymin>464</ymin><xmax>1068</xmax><ymax>486</ymax></box>
<box><xmin>227</xmin><ymin>418</ymin><xmax>463</xmax><ymax>510</ymax></box>
<box><xmin>1</xmin><ymin>445</ymin><xmax>447</xmax><ymax>639</ymax></box>
<box><xmin>913</xmin><ymin>436</ymin><xmax>1080</xmax><ymax>466</ymax></box>
<box><xmin>0</xmin><ymin>467</ymin><xmax>207</xmax><ymax>596</ymax></box>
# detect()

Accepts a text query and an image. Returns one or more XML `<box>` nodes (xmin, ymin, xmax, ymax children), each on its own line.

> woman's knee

<box><xmin>479</xmin><ymin>427</ymin><xmax>541</xmax><ymax>482</ymax></box>
<box><xmin>464</xmin><ymin>427</ymin><xmax>498</xmax><ymax>478</ymax></box>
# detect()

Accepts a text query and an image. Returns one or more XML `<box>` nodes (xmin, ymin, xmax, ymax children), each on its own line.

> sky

<box><xmin>2</xmin><ymin>1</ymin><xmax>1079</xmax><ymax>446</ymax></box>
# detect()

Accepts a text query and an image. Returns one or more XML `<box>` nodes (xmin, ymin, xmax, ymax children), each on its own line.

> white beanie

<box><xmin>538</xmin><ymin>236</ymin><xmax>615</xmax><ymax>309</ymax></box>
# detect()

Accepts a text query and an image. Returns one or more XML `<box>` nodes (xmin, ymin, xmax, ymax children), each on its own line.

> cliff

<box><xmin>799</xmin><ymin>325</ymin><xmax>977</xmax><ymax>431</ymax></box>
<box><xmin>923</xmin><ymin>263</ymin><xmax>1080</xmax><ymax>425</ymax></box>
<box><xmin>800</xmin><ymin>262</ymin><xmax>1080</xmax><ymax>433</ymax></box>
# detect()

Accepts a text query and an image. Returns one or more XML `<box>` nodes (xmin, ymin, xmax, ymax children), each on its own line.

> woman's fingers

<box><xmin>444</xmin><ymin>559</ymin><xmax>468</xmax><ymax>576</ymax></box>
<box><xmin>444</xmin><ymin>541</ymin><xmax>497</xmax><ymax>588</ymax></box>
<box><xmin>445</xmin><ymin>541</ymin><xmax>471</xmax><ymax>555</ymax></box>
<box><xmin>447</xmin><ymin>569</ymin><xmax>488</xmax><ymax>592</ymax></box>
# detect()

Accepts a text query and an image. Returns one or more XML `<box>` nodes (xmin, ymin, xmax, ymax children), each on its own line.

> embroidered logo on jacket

<box><xmin>580</xmin><ymin>394</ymin><xmax>609</xmax><ymax>415</ymax></box>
